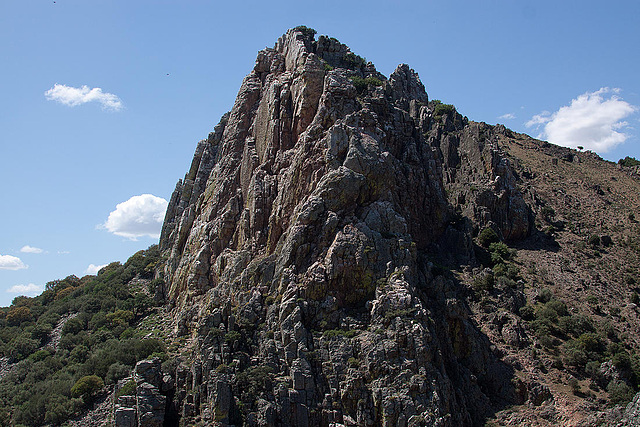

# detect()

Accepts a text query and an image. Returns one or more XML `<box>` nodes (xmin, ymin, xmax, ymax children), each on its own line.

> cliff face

<box><xmin>156</xmin><ymin>28</ymin><xmax>534</xmax><ymax>426</ymax></box>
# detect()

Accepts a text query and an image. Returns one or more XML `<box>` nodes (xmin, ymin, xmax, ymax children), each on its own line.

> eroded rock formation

<box><xmin>152</xmin><ymin>27</ymin><xmax>534</xmax><ymax>426</ymax></box>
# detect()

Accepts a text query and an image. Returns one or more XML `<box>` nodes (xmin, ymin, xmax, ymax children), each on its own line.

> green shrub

<box><xmin>473</xmin><ymin>273</ymin><xmax>494</xmax><ymax>292</ymax></box>
<box><xmin>546</xmin><ymin>299</ymin><xmax>568</xmax><ymax>317</ymax></box>
<box><xmin>71</xmin><ymin>375</ymin><xmax>104</xmax><ymax>401</ymax></box>
<box><xmin>539</xmin><ymin>334</ymin><xmax>557</xmax><ymax>348</ymax></box>
<box><xmin>69</xmin><ymin>344</ymin><xmax>89</xmax><ymax>363</ymax></box>
<box><xmin>607</xmin><ymin>380</ymin><xmax>635</xmax><ymax>404</ymax></box>
<box><xmin>519</xmin><ymin>305</ymin><xmax>535</xmax><ymax>320</ymax></box>
<box><xmin>618</xmin><ymin>156</ymin><xmax>640</xmax><ymax>167</ymax></box>
<box><xmin>477</xmin><ymin>228</ymin><xmax>499</xmax><ymax>247</ymax></box>
<box><xmin>224</xmin><ymin>331</ymin><xmax>241</xmax><ymax>346</ymax></box>
<box><xmin>6</xmin><ymin>306</ymin><xmax>32</xmax><ymax>326</ymax></box>
<box><xmin>8</xmin><ymin>335</ymin><xmax>39</xmax><ymax>360</ymax></box>
<box><xmin>558</xmin><ymin>314</ymin><xmax>594</xmax><ymax>337</ymax></box>
<box><xmin>235</xmin><ymin>365</ymin><xmax>274</xmax><ymax>400</ymax></box>
<box><xmin>563</xmin><ymin>344</ymin><xmax>588</xmax><ymax>367</ymax></box>
<box><xmin>106</xmin><ymin>362</ymin><xmax>130</xmax><ymax>384</ymax></box>
<box><xmin>495</xmin><ymin>275</ymin><xmax>516</xmax><ymax>289</ymax></box>
<box><xmin>344</xmin><ymin>52</ymin><xmax>366</xmax><ymax>69</ymax></box>
<box><xmin>489</xmin><ymin>242</ymin><xmax>513</xmax><ymax>265</ymax></box>
<box><xmin>293</xmin><ymin>25</ymin><xmax>317</xmax><ymax>39</ymax></box>
<box><xmin>350</xmin><ymin>76</ymin><xmax>383</xmax><ymax>93</ymax></box>
<box><xmin>115</xmin><ymin>379</ymin><xmax>136</xmax><ymax>399</ymax></box>
<box><xmin>537</xmin><ymin>305</ymin><xmax>559</xmax><ymax>324</ymax></box>
<box><xmin>537</xmin><ymin>288</ymin><xmax>553</xmax><ymax>304</ymax></box>
<box><xmin>432</xmin><ymin>100</ymin><xmax>456</xmax><ymax>117</ymax></box>
<box><xmin>323</xmin><ymin>329</ymin><xmax>358</xmax><ymax>338</ymax></box>
<box><xmin>568</xmin><ymin>377</ymin><xmax>580</xmax><ymax>394</ymax></box>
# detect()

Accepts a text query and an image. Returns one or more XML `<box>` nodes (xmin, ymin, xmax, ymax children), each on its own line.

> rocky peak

<box><xmin>155</xmin><ymin>27</ymin><xmax>534</xmax><ymax>426</ymax></box>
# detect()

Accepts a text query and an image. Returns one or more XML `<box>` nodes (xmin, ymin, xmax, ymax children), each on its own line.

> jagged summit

<box><xmin>153</xmin><ymin>27</ymin><xmax>533</xmax><ymax>426</ymax></box>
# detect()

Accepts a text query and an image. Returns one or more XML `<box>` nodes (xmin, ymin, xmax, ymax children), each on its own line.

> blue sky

<box><xmin>1</xmin><ymin>0</ymin><xmax>638</xmax><ymax>306</ymax></box>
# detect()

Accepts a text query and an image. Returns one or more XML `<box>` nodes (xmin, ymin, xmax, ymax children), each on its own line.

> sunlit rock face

<box><xmin>156</xmin><ymin>28</ymin><xmax>531</xmax><ymax>426</ymax></box>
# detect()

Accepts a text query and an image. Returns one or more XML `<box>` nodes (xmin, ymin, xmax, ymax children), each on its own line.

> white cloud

<box><xmin>498</xmin><ymin>113</ymin><xmax>515</xmax><ymax>120</ymax></box>
<box><xmin>20</xmin><ymin>245</ymin><xmax>43</xmax><ymax>254</ymax></box>
<box><xmin>45</xmin><ymin>83</ymin><xmax>123</xmax><ymax>111</ymax></box>
<box><xmin>85</xmin><ymin>263</ymin><xmax>108</xmax><ymax>275</ymax></box>
<box><xmin>526</xmin><ymin>88</ymin><xmax>637</xmax><ymax>153</ymax></box>
<box><xmin>525</xmin><ymin>111</ymin><xmax>552</xmax><ymax>128</ymax></box>
<box><xmin>102</xmin><ymin>194</ymin><xmax>168</xmax><ymax>240</ymax></box>
<box><xmin>7</xmin><ymin>283</ymin><xmax>43</xmax><ymax>296</ymax></box>
<box><xmin>0</xmin><ymin>255</ymin><xmax>27</xmax><ymax>270</ymax></box>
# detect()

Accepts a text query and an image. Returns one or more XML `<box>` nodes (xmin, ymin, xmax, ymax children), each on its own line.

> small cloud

<box><xmin>85</xmin><ymin>263</ymin><xmax>108</xmax><ymax>275</ymax></box>
<box><xmin>57</xmin><ymin>250</ymin><xmax>70</xmax><ymax>255</ymax></box>
<box><xmin>526</xmin><ymin>88</ymin><xmax>637</xmax><ymax>153</ymax></box>
<box><xmin>20</xmin><ymin>245</ymin><xmax>43</xmax><ymax>254</ymax></box>
<box><xmin>102</xmin><ymin>194</ymin><xmax>168</xmax><ymax>240</ymax></box>
<box><xmin>45</xmin><ymin>83</ymin><xmax>123</xmax><ymax>111</ymax></box>
<box><xmin>498</xmin><ymin>113</ymin><xmax>515</xmax><ymax>120</ymax></box>
<box><xmin>525</xmin><ymin>111</ymin><xmax>552</xmax><ymax>128</ymax></box>
<box><xmin>7</xmin><ymin>283</ymin><xmax>43</xmax><ymax>296</ymax></box>
<box><xmin>0</xmin><ymin>255</ymin><xmax>27</xmax><ymax>270</ymax></box>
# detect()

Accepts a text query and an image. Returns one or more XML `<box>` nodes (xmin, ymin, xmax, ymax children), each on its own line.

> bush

<box><xmin>350</xmin><ymin>76</ymin><xmax>383</xmax><ymax>93</ymax></box>
<box><xmin>478</xmin><ymin>228</ymin><xmax>499</xmax><ymax>247</ymax></box>
<box><xmin>546</xmin><ymin>299</ymin><xmax>568</xmax><ymax>317</ymax></box>
<box><xmin>62</xmin><ymin>316</ymin><xmax>84</xmax><ymax>335</ymax></box>
<box><xmin>558</xmin><ymin>314</ymin><xmax>594</xmax><ymax>337</ymax></box>
<box><xmin>537</xmin><ymin>288</ymin><xmax>553</xmax><ymax>304</ymax></box>
<box><xmin>106</xmin><ymin>309</ymin><xmax>134</xmax><ymax>327</ymax></box>
<box><xmin>537</xmin><ymin>305</ymin><xmax>559</xmax><ymax>324</ymax></box>
<box><xmin>344</xmin><ymin>52</ymin><xmax>366</xmax><ymax>69</ymax></box>
<box><xmin>6</xmin><ymin>306</ymin><xmax>32</xmax><ymax>326</ymax></box>
<box><xmin>69</xmin><ymin>345</ymin><xmax>89</xmax><ymax>363</ymax></box>
<box><xmin>106</xmin><ymin>362</ymin><xmax>130</xmax><ymax>384</ymax></box>
<box><xmin>235</xmin><ymin>366</ymin><xmax>273</xmax><ymax>401</ymax></box>
<box><xmin>323</xmin><ymin>329</ymin><xmax>358</xmax><ymax>338</ymax></box>
<box><xmin>489</xmin><ymin>242</ymin><xmax>513</xmax><ymax>264</ymax></box>
<box><xmin>473</xmin><ymin>273</ymin><xmax>494</xmax><ymax>292</ymax></box>
<box><xmin>618</xmin><ymin>156</ymin><xmax>640</xmax><ymax>167</ymax></box>
<box><xmin>71</xmin><ymin>375</ymin><xmax>104</xmax><ymax>401</ymax></box>
<box><xmin>115</xmin><ymin>379</ymin><xmax>137</xmax><ymax>399</ymax></box>
<box><xmin>608</xmin><ymin>380</ymin><xmax>635</xmax><ymax>404</ymax></box>
<box><xmin>293</xmin><ymin>25</ymin><xmax>317</xmax><ymax>39</ymax></box>
<box><xmin>432</xmin><ymin>100</ymin><xmax>456</xmax><ymax>117</ymax></box>
<box><xmin>519</xmin><ymin>305</ymin><xmax>535</xmax><ymax>320</ymax></box>
<box><xmin>44</xmin><ymin>395</ymin><xmax>82</xmax><ymax>425</ymax></box>
<box><xmin>8</xmin><ymin>335</ymin><xmax>39</xmax><ymax>360</ymax></box>
<box><xmin>568</xmin><ymin>377</ymin><xmax>580</xmax><ymax>394</ymax></box>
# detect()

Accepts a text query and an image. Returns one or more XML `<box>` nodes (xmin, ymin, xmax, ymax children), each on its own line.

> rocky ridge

<box><xmin>147</xmin><ymin>27</ymin><xmax>539</xmax><ymax>427</ymax></box>
<box><xmin>112</xmin><ymin>27</ymin><xmax>640</xmax><ymax>426</ymax></box>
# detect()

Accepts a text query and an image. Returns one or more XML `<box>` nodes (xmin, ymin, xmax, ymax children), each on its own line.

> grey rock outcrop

<box><xmin>157</xmin><ymin>27</ymin><xmax>533</xmax><ymax>426</ymax></box>
<box><xmin>114</xmin><ymin>359</ymin><xmax>167</xmax><ymax>427</ymax></box>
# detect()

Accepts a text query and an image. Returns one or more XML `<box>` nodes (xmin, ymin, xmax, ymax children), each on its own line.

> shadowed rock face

<box><xmin>156</xmin><ymin>28</ymin><xmax>532</xmax><ymax>427</ymax></box>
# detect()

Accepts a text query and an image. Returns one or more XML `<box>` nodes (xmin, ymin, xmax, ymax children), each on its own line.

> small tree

<box><xmin>478</xmin><ymin>227</ymin><xmax>499</xmax><ymax>247</ymax></box>
<box><xmin>71</xmin><ymin>375</ymin><xmax>104</xmax><ymax>402</ymax></box>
